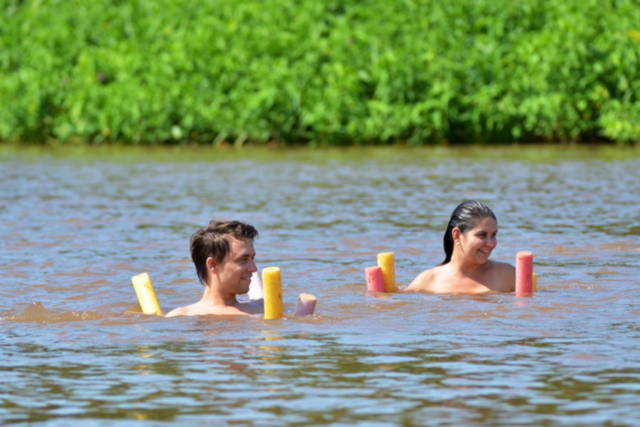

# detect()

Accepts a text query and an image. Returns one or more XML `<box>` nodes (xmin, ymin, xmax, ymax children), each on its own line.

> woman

<box><xmin>405</xmin><ymin>200</ymin><xmax>515</xmax><ymax>294</ymax></box>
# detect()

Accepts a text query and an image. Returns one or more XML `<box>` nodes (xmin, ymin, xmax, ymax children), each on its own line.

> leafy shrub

<box><xmin>1</xmin><ymin>0</ymin><xmax>639</xmax><ymax>145</ymax></box>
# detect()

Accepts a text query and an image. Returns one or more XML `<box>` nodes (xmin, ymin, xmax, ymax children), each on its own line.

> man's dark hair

<box><xmin>190</xmin><ymin>220</ymin><xmax>258</xmax><ymax>285</ymax></box>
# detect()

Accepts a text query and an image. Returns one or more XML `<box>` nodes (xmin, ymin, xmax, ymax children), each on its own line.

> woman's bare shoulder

<box><xmin>404</xmin><ymin>266</ymin><xmax>441</xmax><ymax>293</ymax></box>
<box><xmin>490</xmin><ymin>260</ymin><xmax>516</xmax><ymax>276</ymax></box>
<box><xmin>488</xmin><ymin>260</ymin><xmax>516</xmax><ymax>292</ymax></box>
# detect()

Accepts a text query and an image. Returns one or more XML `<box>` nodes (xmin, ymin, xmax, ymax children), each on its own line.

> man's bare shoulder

<box><xmin>165</xmin><ymin>303</ymin><xmax>252</xmax><ymax>318</ymax></box>
<box><xmin>165</xmin><ymin>306</ymin><xmax>190</xmax><ymax>318</ymax></box>
<box><xmin>236</xmin><ymin>299</ymin><xmax>264</xmax><ymax>315</ymax></box>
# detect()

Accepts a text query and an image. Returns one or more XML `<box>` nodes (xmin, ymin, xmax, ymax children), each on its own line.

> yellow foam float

<box><xmin>262</xmin><ymin>266</ymin><xmax>284</xmax><ymax>320</ymax></box>
<box><xmin>131</xmin><ymin>272</ymin><xmax>163</xmax><ymax>315</ymax></box>
<box><xmin>377</xmin><ymin>252</ymin><xmax>397</xmax><ymax>292</ymax></box>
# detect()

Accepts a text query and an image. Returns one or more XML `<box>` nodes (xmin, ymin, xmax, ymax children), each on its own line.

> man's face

<box><xmin>216</xmin><ymin>237</ymin><xmax>257</xmax><ymax>295</ymax></box>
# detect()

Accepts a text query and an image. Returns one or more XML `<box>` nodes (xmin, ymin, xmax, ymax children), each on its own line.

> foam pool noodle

<box><xmin>365</xmin><ymin>266</ymin><xmax>385</xmax><ymax>292</ymax></box>
<box><xmin>262</xmin><ymin>267</ymin><xmax>283</xmax><ymax>320</ymax></box>
<box><xmin>293</xmin><ymin>293</ymin><xmax>317</xmax><ymax>317</ymax></box>
<box><xmin>515</xmin><ymin>251</ymin><xmax>534</xmax><ymax>296</ymax></box>
<box><xmin>377</xmin><ymin>252</ymin><xmax>397</xmax><ymax>292</ymax></box>
<box><xmin>532</xmin><ymin>272</ymin><xmax>537</xmax><ymax>292</ymax></box>
<box><xmin>247</xmin><ymin>271</ymin><xmax>264</xmax><ymax>300</ymax></box>
<box><xmin>131</xmin><ymin>272</ymin><xmax>163</xmax><ymax>315</ymax></box>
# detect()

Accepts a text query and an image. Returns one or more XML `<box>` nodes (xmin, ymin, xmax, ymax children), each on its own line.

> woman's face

<box><xmin>456</xmin><ymin>217</ymin><xmax>498</xmax><ymax>264</ymax></box>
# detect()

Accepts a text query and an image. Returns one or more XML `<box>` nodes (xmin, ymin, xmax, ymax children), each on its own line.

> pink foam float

<box><xmin>515</xmin><ymin>251</ymin><xmax>534</xmax><ymax>296</ymax></box>
<box><xmin>365</xmin><ymin>266</ymin><xmax>385</xmax><ymax>292</ymax></box>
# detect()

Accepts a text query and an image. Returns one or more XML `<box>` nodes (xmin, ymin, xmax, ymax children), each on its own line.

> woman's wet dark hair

<box><xmin>441</xmin><ymin>200</ymin><xmax>497</xmax><ymax>265</ymax></box>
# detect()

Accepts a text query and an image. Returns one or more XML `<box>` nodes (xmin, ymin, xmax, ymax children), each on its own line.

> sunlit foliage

<box><xmin>1</xmin><ymin>0</ymin><xmax>639</xmax><ymax>145</ymax></box>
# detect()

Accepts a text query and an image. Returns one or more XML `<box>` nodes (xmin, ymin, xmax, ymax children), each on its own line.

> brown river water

<box><xmin>1</xmin><ymin>146</ymin><xmax>639</xmax><ymax>426</ymax></box>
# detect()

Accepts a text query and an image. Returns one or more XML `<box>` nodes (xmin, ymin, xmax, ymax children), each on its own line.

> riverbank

<box><xmin>3</xmin><ymin>0</ymin><xmax>640</xmax><ymax>146</ymax></box>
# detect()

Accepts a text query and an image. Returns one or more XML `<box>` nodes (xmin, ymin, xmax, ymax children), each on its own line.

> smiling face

<box><xmin>454</xmin><ymin>216</ymin><xmax>498</xmax><ymax>265</ymax></box>
<box><xmin>212</xmin><ymin>237</ymin><xmax>257</xmax><ymax>295</ymax></box>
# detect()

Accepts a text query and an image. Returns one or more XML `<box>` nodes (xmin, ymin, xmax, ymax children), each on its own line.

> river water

<box><xmin>1</xmin><ymin>146</ymin><xmax>639</xmax><ymax>426</ymax></box>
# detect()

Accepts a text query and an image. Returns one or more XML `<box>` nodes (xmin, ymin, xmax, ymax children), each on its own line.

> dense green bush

<box><xmin>1</xmin><ymin>0</ymin><xmax>639</xmax><ymax>145</ymax></box>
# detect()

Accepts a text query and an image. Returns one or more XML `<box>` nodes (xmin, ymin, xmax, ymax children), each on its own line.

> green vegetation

<box><xmin>2</xmin><ymin>0</ymin><xmax>639</xmax><ymax>145</ymax></box>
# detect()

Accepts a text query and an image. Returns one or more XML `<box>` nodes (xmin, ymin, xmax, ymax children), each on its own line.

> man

<box><xmin>166</xmin><ymin>220</ymin><xmax>263</xmax><ymax>317</ymax></box>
